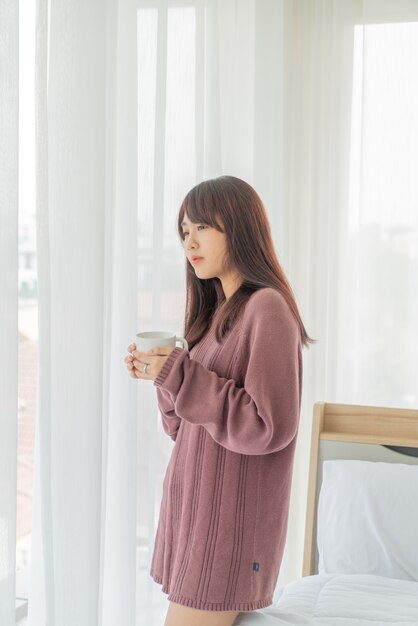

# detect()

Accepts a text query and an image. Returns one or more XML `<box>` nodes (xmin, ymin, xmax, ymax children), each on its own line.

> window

<box><xmin>337</xmin><ymin>21</ymin><xmax>418</xmax><ymax>405</ymax></box>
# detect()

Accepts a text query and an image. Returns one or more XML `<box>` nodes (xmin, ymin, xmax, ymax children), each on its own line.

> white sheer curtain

<box><xmin>281</xmin><ymin>0</ymin><xmax>418</xmax><ymax>583</ymax></box>
<box><xmin>30</xmin><ymin>0</ymin><xmax>138</xmax><ymax>624</ymax></box>
<box><xmin>0</xmin><ymin>2</ymin><xmax>19</xmax><ymax>625</ymax></box>
<box><xmin>279</xmin><ymin>0</ymin><xmax>364</xmax><ymax>583</ymax></box>
<box><xmin>0</xmin><ymin>0</ymin><xmax>417</xmax><ymax>624</ymax></box>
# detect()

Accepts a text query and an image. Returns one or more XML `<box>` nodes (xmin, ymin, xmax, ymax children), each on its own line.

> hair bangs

<box><xmin>178</xmin><ymin>183</ymin><xmax>223</xmax><ymax>239</ymax></box>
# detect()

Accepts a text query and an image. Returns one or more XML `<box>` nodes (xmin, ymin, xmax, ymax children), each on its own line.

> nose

<box><xmin>186</xmin><ymin>233</ymin><xmax>198</xmax><ymax>251</ymax></box>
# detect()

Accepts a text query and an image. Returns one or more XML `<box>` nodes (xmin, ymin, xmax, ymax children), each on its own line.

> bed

<box><xmin>234</xmin><ymin>402</ymin><xmax>418</xmax><ymax>626</ymax></box>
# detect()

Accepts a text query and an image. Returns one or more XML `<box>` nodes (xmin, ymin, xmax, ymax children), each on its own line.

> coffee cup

<box><xmin>134</xmin><ymin>331</ymin><xmax>188</xmax><ymax>352</ymax></box>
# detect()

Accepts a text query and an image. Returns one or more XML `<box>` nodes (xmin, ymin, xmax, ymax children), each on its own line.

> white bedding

<box><xmin>234</xmin><ymin>574</ymin><xmax>418</xmax><ymax>626</ymax></box>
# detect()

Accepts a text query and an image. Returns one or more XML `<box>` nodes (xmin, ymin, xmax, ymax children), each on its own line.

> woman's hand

<box><xmin>124</xmin><ymin>344</ymin><xmax>175</xmax><ymax>382</ymax></box>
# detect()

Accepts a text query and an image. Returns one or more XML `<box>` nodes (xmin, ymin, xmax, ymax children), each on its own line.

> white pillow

<box><xmin>317</xmin><ymin>459</ymin><xmax>418</xmax><ymax>581</ymax></box>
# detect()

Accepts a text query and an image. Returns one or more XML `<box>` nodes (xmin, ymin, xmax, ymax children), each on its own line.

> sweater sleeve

<box><xmin>154</xmin><ymin>290</ymin><xmax>302</xmax><ymax>455</ymax></box>
<box><xmin>156</xmin><ymin>387</ymin><xmax>181</xmax><ymax>442</ymax></box>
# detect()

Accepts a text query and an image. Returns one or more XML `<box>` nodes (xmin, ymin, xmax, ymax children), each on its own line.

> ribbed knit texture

<box><xmin>150</xmin><ymin>288</ymin><xmax>303</xmax><ymax>611</ymax></box>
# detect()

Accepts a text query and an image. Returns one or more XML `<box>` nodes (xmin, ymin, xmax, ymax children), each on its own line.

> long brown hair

<box><xmin>177</xmin><ymin>175</ymin><xmax>315</xmax><ymax>349</ymax></box>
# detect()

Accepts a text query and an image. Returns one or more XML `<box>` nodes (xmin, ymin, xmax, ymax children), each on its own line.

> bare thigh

<box><xmin>164</xmin><ymin>602</ymin><xmax>243</xmax><ymax>626</ymax></box>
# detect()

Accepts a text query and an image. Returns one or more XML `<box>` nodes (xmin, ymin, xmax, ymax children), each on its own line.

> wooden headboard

<box><xmin>302</xmin><ymin>402</ymin><xmax>418</xmax><ymax>577</ymax></box>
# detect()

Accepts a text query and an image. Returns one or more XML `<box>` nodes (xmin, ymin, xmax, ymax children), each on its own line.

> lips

<box><xmin>190</xmin><ymin>256</ymin><xmax>204</xmax><ymax>264</ymax></box>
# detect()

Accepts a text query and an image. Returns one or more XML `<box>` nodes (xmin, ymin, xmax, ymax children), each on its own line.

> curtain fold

<box><xmin>32</xmin><ymin>0</ymin><xmax>106</xmax><ymax>620</ymax></box>
<box><xmin>30</xmin><ymin>1</ymin><xmax>51</xmax><ymax>622</ymax></box>
<box><xmin>100</xmin><ymin>0</ymin><xmax>138</xmax><ymax>624</ymax></box>
<box><xmin>0</xmin><ymin>2</ymin><xmax>19</xmax><ymax>625</ymax></box>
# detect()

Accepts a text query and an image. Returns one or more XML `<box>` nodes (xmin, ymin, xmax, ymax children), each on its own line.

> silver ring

<box><xmin>143</xmin><ymin>363</ymin><xmax>149</xmax><ymax>375</ymax></box>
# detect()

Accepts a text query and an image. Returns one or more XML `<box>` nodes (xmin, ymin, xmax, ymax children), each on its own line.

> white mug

<box><xmin>135</xmin><ymin>331</ymin><xmax>188</xmax><ymax>352</ymax></box>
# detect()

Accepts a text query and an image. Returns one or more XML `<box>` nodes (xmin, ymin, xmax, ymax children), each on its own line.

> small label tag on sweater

<box><xmin>252</xmin><ymin>562</ymin><xmax>260</xmax><ymax>572</ymax></box>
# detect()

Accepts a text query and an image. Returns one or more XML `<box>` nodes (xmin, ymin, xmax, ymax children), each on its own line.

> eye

<box><xmin>181</xmin><ymin>224</ymin><xmax>208</xmax><ymax>240</ymax></box>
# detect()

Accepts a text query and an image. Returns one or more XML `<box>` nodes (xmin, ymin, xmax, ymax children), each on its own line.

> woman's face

<box><xmin>181</xmin><ymin>213</ymin><xmax>241</xmax><ymax>297</ymax></box>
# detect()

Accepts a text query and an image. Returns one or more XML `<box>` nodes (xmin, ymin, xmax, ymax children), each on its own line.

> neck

<box><xmin>220</xmin><ymin>272</ymin><xmax>242</xmax><ymax>300</ymax></box>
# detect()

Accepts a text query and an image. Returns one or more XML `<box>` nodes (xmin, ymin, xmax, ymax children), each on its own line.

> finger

<box><xmin>133</xmin><ymin>363</ymin><xmax>142</xmax><ymax>376</ymax></box>
<box><xmin>133</xmin><ymin>359</ymin><xmax>153</xmax><ymax>379</ymax></box>
<box><xmin>147</xmin><ymin>346</ymin><xmax>173</xmax><ymax>356</ymax></box>
<box><xmin>133</xmin><ymin>351</ymin><xmax>153</xmax><ymax>360</ymax></box>
<box><xmin>127</xmin><ymin>343</ymin><xmax>136</xmax><ymax>353</ymax></box>
<box><xmin>133</xmin><ymin>359</ymin><xmax>149</xmax><ymax>372</ymax></box>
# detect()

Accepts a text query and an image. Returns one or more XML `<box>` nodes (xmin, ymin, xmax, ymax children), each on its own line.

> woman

<box><xmin>125</xmin><ymin>176</ymin><xmax>314</xmax><ymax>626</ymax></box>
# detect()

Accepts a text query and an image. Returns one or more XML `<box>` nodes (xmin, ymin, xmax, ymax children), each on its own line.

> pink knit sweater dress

<box><xmin>150</xmin><ymin>288</ymin><xmax>303</xmax><ymax>611</ymax></box>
